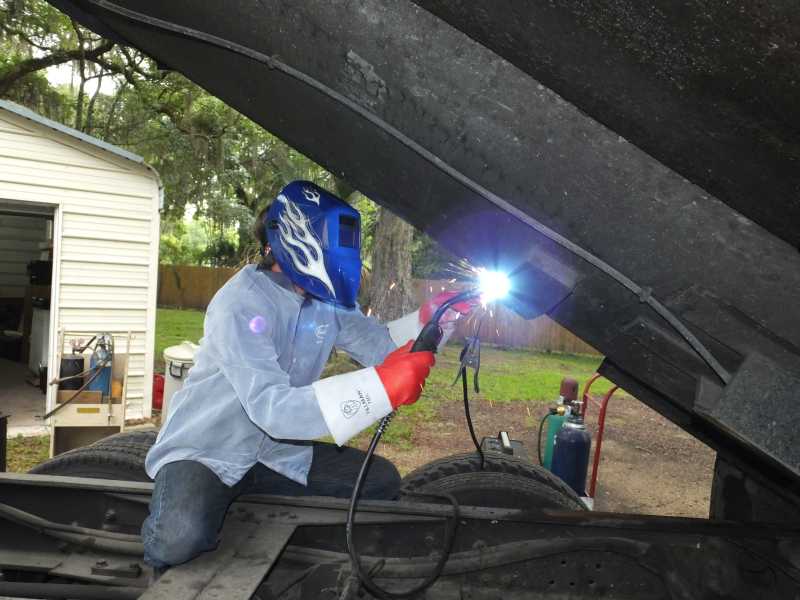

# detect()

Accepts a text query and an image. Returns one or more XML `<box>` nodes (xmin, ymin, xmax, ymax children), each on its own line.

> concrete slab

<box><xmin>0</xmin><ymin>358</ymin><xmax>48</xmax><ymax>437</ymax></box>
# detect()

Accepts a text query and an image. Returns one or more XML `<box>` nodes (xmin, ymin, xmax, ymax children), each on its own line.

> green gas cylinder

<box><xmin>543</xmin><ymin>411</ymin><xmax>566</xmax><ymax>470</ymax></box>
<box><xmin>543</xmin><ymin>378</ymin><xmax>579</xmax><ymax>471</ymax></box>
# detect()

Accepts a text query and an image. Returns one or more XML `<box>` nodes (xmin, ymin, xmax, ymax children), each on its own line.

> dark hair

<box><xmin>253</xmin><ymin>204</ymin><xmax>276</xmax><ymax>269</ymax></box>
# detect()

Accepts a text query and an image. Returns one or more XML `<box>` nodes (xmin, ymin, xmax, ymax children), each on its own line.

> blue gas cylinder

<box><xmin>551</xmin><ymin>416</ymin><xmax>592</xmax><ymax>496</ymax></box>
<box><xmin>88</xmin><ymin>354</ymin><xmax>112</xmax><ymax>397</ymax></box>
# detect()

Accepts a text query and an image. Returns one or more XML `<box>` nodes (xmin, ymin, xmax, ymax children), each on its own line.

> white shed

<box><xmin>0</xmin><ymin>100</ymin><xmax>161</xmax><ymax>441</ymax></box>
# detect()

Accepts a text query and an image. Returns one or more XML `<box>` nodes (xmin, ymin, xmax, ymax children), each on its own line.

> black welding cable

<box><xmin>51</xmin><ymin>363</ymin><xmax>97</xmax><ymax>385</ymax></box>
<box><xmin>461</xmin><ymin>366</ymin><xmax>485</xmax><ymax>469</ymax></box>
<box><xmin>343</xmin><ymin>291</ymin><xmax>472</xmax><ymax>597</ymax></box>
<box><xmin>345</xmin><ymin>417</ymin><xmax>460</xmax><ymax>599</ymax></box>
<box><xmin>80</xmin><ymin>0</ymin><xmax>732</xmax><ymax>387</ymax></box>
<box><xmin>537</xmin><ymin>412</ymin><xmax>551</xmax><ymax>466</ymax></box>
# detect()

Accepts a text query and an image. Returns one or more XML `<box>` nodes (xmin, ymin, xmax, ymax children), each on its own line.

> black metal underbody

<box><xmin>3</xmin><ymin>0</ymin><xmax>800</xmax><ymax>597</ymax></box>
<box><xmin>1</xmin><ymin>473</ymin><xmax>799</xmax><ymax>599</ymax></box>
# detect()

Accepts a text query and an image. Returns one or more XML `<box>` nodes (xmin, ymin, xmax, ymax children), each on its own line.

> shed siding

<box><xmin>0</xmin><ymin>108</ymin><xmax>160</xmax><ymax>419</ymax></box>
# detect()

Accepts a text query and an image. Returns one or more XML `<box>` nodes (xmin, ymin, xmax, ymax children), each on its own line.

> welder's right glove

<box><xmin>312</xmin><ymin>342</ymin><xmax>435</xmax><ymax>445</ymax></box>
<box><xmin>375</xmin><ymin>341</ymin><xmax>436</xmax><ymax>409</ymax></box>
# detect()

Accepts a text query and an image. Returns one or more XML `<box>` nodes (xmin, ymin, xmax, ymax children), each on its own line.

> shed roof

<box><xmin>0</xmin><ymin>99</ymin><xmax>144</xmax><ymax>165</ymax></box>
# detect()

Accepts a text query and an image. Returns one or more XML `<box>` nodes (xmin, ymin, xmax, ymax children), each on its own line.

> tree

<box><xmin>366</xmin><ymin>208</ymin><xmax>417</xmax><ymax>321</ymax></box>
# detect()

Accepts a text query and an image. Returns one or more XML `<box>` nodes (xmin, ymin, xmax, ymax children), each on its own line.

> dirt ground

<box><xmin>372</xmin><ymin>394</ymin><xmax>716</xmax><ymax>518</ymax></box>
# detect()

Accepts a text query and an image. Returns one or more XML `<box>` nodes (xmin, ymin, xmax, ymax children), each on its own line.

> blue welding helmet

<box><xmin>265</xmin><ymin>181</ymin><xmax>362</xmax><ymax>309</ymax></box>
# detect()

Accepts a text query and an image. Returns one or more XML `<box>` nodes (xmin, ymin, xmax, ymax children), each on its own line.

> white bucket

<box><xmin>163</xmin><ymin>341</ymin><xmax>198</xmax><ymax>418</ymax></box>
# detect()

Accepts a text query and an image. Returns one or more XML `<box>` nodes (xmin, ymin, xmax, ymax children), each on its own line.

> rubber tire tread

<box><xmin>28</xmin><ymin>430</ymin><xmax>157</xmax><ymax>482</ymax></box>
<box><xmin>400</xmin><ymin>451</ymin><xmax>585</xmax><ymax>511</ymax></box>
<box><xmin>88</xmin><ymin>429</ymin><xmax>157</xmax><ymax>460</ymax></box>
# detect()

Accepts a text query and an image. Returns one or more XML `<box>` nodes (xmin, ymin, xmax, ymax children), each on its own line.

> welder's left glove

<box><xmin>386</xmin><ymin>290</ymin><xmax>479</xmax><ymax>348</ymax></box>
<box><xmin>312</xmin><ymin>342</ymin><xmax>435</xmax><ymax>445</ymax></box>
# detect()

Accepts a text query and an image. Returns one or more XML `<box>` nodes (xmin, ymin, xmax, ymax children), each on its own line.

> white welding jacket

<box><xmin>145</xmin><ymin>265</ymin><xmax>418</xmax><ymax>487</ymax></box>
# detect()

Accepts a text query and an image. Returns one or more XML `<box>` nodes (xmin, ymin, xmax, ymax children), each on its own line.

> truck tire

<box><xmin>88</xmin><ymin>429</ymin><xmax>157</xmax><ymax>459</ymax></box>
<box><xmin>400</xmin><ymin>451</ymin><xmax>586</xmax><ymax>511</ymax></box>
<box><xmin>28</xmin><ymin>430</ymin><xmax>157</xmax><ymax>482</ymax></box>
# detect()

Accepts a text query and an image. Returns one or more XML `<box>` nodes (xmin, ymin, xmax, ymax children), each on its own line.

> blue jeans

<box><xmin>141</xmin><ymin>442</ymin><xmax>400</xmax><ymax>568</ymax></box>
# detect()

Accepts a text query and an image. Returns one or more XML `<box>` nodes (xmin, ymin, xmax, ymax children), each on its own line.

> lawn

<box><xmin>154</xmin><ymin>308</ymin><xmax>206</xmax><ymax>372</ymax></box>
<box><xmin>6</xmin><ymin>435</ymin><xmax>50</xmax><ymax>473</ymax></box>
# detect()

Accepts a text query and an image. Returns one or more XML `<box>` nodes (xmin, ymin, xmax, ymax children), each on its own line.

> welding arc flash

<box><xmin>477</xmin><ymin>269</ymin><xmax>511</xmax><ymax>303</ymax></box>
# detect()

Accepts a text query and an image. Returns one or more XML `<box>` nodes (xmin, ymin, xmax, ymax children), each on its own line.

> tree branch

<box><xmin>0</xmin><ymin>38</ymin><xmax>114</xmax><ymax>95</ymax></box>
<box><xmin>0</xmin><ymin>22</ymin><xmax>52</xmax><ymax>51</ymax></box>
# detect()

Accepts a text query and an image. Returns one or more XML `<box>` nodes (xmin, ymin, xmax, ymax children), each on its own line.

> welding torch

<box><xmin>411</xmin><ymin>269</ymin><xmax>511</xmax><ymax>353</ymax></box>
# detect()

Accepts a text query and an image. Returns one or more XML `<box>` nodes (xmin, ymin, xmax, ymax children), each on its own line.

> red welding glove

<box><xmin>312</xmin><ymin>342</ymin><xmax>435</xmax><ymax>445</ymax></box>
<box><xmin>375</xmin><ymin>341</ymin><xmax>436</xmax><ymax>409</ymax></box>
<box><xmin>386</xmin><ymin>290</ymin><xmax>479</xmax><ymax>348</ymax></box>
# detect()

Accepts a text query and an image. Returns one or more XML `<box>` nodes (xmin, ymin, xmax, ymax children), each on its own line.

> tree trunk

<box><xmin>367</xmin><ymin>208</ymin><xmax>417</xmax><ymax>322</ymax></box>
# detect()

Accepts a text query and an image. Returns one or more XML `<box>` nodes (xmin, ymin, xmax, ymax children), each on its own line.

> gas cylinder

<box><xmin>550</xmin><ymin>413</ymin><xmax>592</xmax><ymax>496</ymax></box>
<box><xmin>88</xmin><ymin>353</ymin><xmax>112</xmax><ymax>397</ymax></box>
<box><xmin>59</xmin><ymin>354</ymin><xmax>85</xmax><ymax>391</ymax></box>
<box><xmin>543</xmin><ymin>411</ymin><xmax>566</xmax><ymax>470</ymax></box>
<box><xmin>542</xmin><ymin>378</ymin><xmax>579</xmax><ymax>470</ymax></box>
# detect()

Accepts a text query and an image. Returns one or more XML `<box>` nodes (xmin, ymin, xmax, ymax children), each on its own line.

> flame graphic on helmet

<box><xmin>276</xmin><ymin>194</ymin><xmax>336</xmax><ymax>297</ymax></box>
<box><xmin>302</xmin><ymin>187</ymin><xmax>321</xmax><ymax>204</ymax></box>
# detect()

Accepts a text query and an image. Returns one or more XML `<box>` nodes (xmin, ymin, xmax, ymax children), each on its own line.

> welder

<box><xmin>142</xmin><ymin>181</ymin><xmax>475</xmax><ymax>569</ymax></box>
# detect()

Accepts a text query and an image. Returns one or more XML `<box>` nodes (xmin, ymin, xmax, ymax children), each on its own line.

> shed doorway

<box><xmin>0</xmin><ymin>200</ymin><xmax>56</xmax><ymax>437</ymax></box>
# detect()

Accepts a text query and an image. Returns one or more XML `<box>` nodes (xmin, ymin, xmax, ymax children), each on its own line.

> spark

<box><xmin>471</xmin><ymin>314</ymin><xmax>481</xmax><ymax>334</ymax></box>
<box><xmin>449</xmin><ymin>278</ymin><xmax>457</xmax><ymax>283</ymax></box>
<box><xmin>389</xmin><ymin>281</ymin><xmax>396</xmax><ymax>290</ymax></box>
<box><xmin>367</xmin><ymin>307</ymin><xmax>372</xmax><ymax>317</ymax></box>
<box><xmin>444</xmin><ymin>258</ymin><xmax>478</xmax><ymax>280</ymax></box>
<box><xmin>464</xmin><ymin>311</ymin><xmax>476</xmax><ymax>328</ymax></box>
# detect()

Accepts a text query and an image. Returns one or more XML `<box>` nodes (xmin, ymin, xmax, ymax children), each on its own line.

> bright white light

<box><xmin>477</xmin><ymin>269</ymin><xmax>511</xmax><ymax>304</ymax></box>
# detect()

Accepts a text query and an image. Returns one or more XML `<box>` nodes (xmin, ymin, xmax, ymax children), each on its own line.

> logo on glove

<box><xmin>340</xmin><ymin>390</ymin><xmax>372</xmax><ymax>419</ymax></box>
<box><xmin>340</xmin><ymin>398</ymin><xmax>360</xmax><ymax>419</ymax></box>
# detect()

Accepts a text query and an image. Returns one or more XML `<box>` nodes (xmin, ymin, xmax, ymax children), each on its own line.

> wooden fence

<box><xmin>157</xmin><ymin>265</ymin><xmax>599</xmax><ymax>355</ymax></box>
<box><xmin>158</xmin><ymin>264</ymin><xmax>238</xmax><ymax>311</ymax></box>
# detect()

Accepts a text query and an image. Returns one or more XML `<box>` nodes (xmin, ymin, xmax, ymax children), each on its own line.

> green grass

<box><xmin>6</xmin><ymin>435</ymin><xmax>50</xmax><ymax>472</ymax></box>
<box><xmin>154</xmin><ymin>308</ymin><xmax>206</xmax><ymax>373</ymax></box>
<box><xmin>425</xmin><ymin>345</ymin><xmax>616</xmax><ymax>404</ymax></box>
